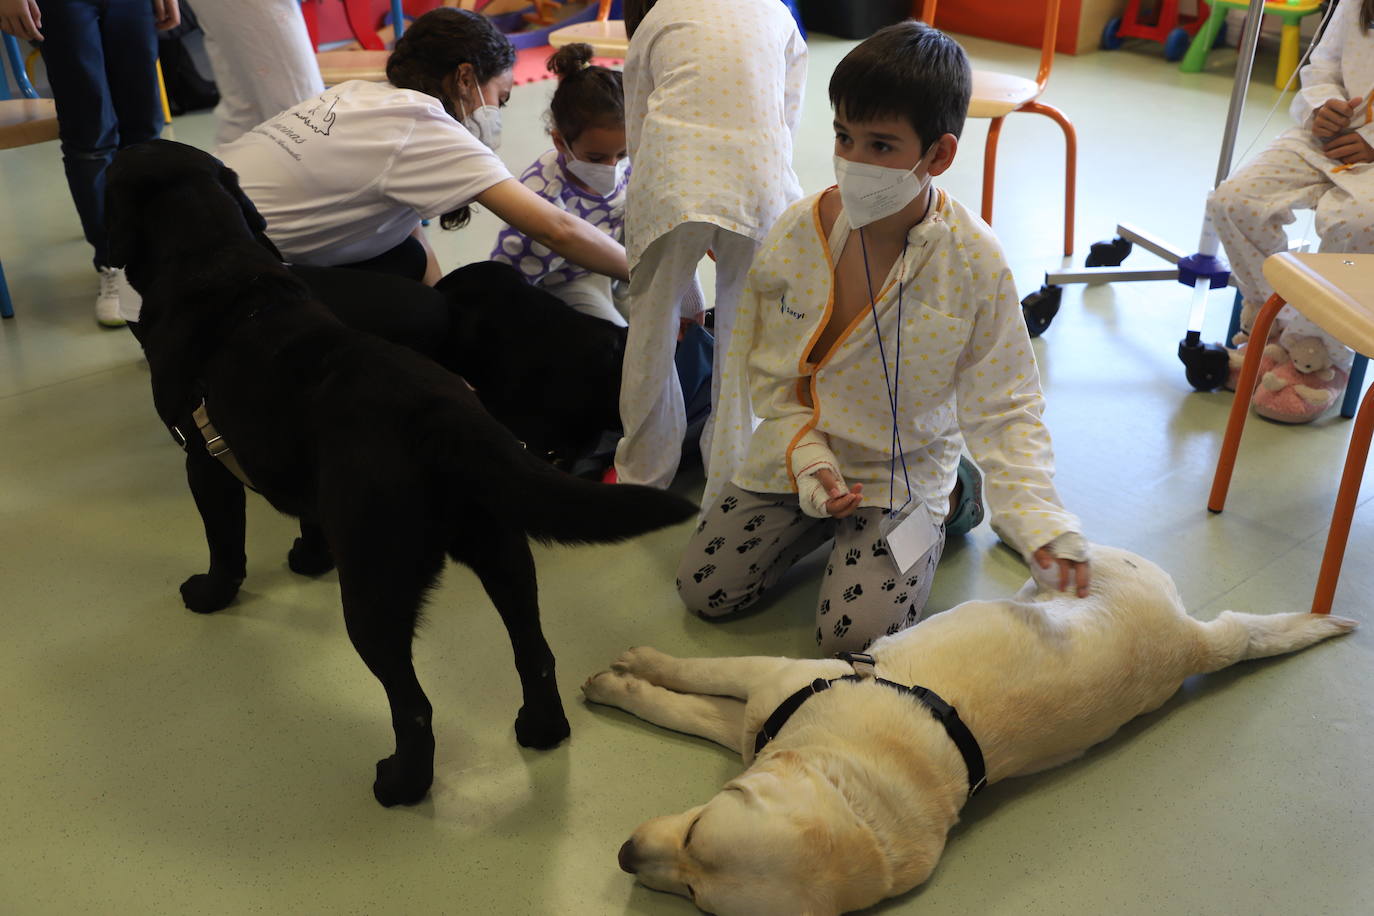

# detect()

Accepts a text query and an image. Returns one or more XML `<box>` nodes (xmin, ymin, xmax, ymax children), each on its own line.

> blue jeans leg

<box><xmin>37</xmin><ymin>0</ymin><xmax>162</xmax><ymax>268</ymax></box>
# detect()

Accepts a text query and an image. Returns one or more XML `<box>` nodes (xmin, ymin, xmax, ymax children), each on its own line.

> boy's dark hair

<box><xmin>385</xmin><ymin>7</ymin><xmax>515</xmax><ymax>230</ymax></box>
<box><xmin>546</xmin><ymin>43</ymin><xmax>625</xmax><ymax>143</ymax></box>
<box><xmin>829</xmin><ymin>20</ymin><xmax>972</xmax><ymax>151</ymax></box>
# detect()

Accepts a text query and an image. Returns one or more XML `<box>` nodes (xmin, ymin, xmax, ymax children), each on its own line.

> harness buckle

<box><xmin>836</xmin><ymin>651</ymin><xmax>877</xmax><ymax>680</ymax></box>
<box><xmin>169</xmin><ymin>425</ymin><xmax>188</xmax><ymax>449</ymax></box>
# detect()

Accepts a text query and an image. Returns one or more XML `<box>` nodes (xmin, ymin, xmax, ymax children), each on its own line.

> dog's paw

<box><xmin>582</xmin><ymin>669</ymin><xmax>642</xmax><ymax>707</ymax></box>
<box><xmin>372</xmin><ymin>754</ymin><xmax>433</xmax><ymax>808</ymax></box>
<box><xmin>514</xmin><ymin>704</ymin><xmax>571</xmax><ymax>750</ymax></box>
<box><xmin>287</xmin><ymin>537</ymin><xmax>335</xmax><ymax>576</ymax></box>
<box><xmin>179</xmin><ymin>573</ymin><xmax>242</xmax><ymax>614</ymax></box>
<box><xmin>610</xmin><ymin>646</ymin><xmax>671</xmax><ymax>681</ymax></box>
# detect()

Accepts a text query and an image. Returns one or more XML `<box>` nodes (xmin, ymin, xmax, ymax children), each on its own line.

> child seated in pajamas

<box><xmin>490</xmin><ymin>43</ymin><xmax>631</xmax><ymax>327</ymax></box>
<box><xmin>678</xmin><ymin>21</ymin><xmax>1091</xmax><ymax>655</ymax></box>
<box><xmin>1206</xmin><ymin>0</ymin><xmax>1369</xmax><ymax>423</ymax></box>
<box><xmin>614</xmin><ymin>0</ymin><xmax>808</xmax><ymax>488</ymax></box>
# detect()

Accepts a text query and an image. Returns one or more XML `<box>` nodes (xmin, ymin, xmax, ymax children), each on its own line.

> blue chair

<box><xmin>1</xmin><ymin>32</ymin><xmax>60</xmax><ymax>319</ymax></box>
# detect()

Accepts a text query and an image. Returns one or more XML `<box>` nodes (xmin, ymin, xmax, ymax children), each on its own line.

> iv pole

<box><xmin>1021</xmin><ymin>0</ymin><xmax>1270</xmax><ymax>390</ymax></box>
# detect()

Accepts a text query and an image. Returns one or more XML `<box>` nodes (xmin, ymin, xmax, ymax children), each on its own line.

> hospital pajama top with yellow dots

<box><xmin>623</xmin><ymin>0</ymin><xmax>806</xmax><ymax>268</ymax></box>
<box><xmin>709</xmin><ymin>189</ymin><xmax>1081</xmax><ymax>562</ymax></box>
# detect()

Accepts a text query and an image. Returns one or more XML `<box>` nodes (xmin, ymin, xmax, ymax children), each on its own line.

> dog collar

<box><xmin>169</xmin><ymin>400</ymin><xmax>258</xmax><ymax>492</ymax></box>
<box><xmin>752</xmin><ymin>651</ymin><xmax>987</xmax><ymax>798</ymax></box>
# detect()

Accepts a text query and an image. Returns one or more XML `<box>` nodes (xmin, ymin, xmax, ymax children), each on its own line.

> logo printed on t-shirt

<box><xmin>294</xmin><ymin>95</ymin><xmax>339</xmax><ymax>136</ymax></box>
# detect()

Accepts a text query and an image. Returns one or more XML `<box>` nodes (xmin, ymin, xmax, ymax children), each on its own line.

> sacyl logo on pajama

<box><xmin>779</xmin><ymin>297</ymin><xmax>805</xmax><ymax>320</ymax></box>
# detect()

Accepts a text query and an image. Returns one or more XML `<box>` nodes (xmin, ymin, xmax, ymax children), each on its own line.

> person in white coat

<box><xmin>190</xmin><ymin>0</ymin><xmax>324</xmax><ymax>148</ymax></box>
<box><xmin>679</xmin><ymin>22</ymin><xmax>1089</xmax><ymax>654</ymax></box>
<box><xmin>1207</xmin><ymin>0</ymin><xmax>1371</xmax><ymax>416</ymax></box>
<box><xmin>613</xmin><ymin>0</ymin><xmax>807</xmax><ymax>488</ymax></box>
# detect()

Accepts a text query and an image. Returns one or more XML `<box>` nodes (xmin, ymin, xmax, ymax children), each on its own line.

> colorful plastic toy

<box><xmin>1102</xmin><ymin>0</ymin><xmax>1213</xmax><ymax>61</ymax></box>
<box><xmin>1181</xmin><ymin>0</ymin><xmax>1324</xmax><ymax>89</ymax></box>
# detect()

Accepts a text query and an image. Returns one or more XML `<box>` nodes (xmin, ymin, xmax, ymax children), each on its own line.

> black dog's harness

<box><xmin>752</xmin><ymin>652</ymin><xmax>987</xmax><ymax>798</ymax></box>
<box><xmin>170</xmin><ymin>401</ymin><xmax>258</xmax><ymax>491</ymax></box>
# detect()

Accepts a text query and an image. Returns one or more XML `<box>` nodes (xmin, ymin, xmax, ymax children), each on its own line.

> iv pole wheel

<box><xmin>1021</xmin><ymin>284</ymin><xmax>1062</xmax><ymax>338</ymax></box>
<box><xmin>1178</xmin><ymin>337</ymin><xmax>1230</xmax><ymax>391</ymax></box>
<box><xmin>1084</xmin><ymin>236</ymin><xmax>1133</xmax><ymax>268</ymax></box>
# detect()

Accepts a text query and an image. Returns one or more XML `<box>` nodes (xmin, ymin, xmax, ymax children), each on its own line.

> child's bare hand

<box><xmin>0</xmin><ymin>0</ymin><xmax>42</xmax><ymax>40</ymax></box>
<box><xmin>1314</xmin><ymin>96</ymin><xmax>1362</xmax><ymax>139</ymax></box>
<box><xmin>1323</xmin><ymin>131</ymin><xmax>1374</xmax><ymax>165</ymax></box>
<box><xmin>815</xmin><ymin>468</ymin><xmax>863</xmax><ymax>518</ymax></box>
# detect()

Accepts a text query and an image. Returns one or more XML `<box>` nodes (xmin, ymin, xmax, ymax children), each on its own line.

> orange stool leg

<box><xmin>981</xmin><ymin>115</ymin><xmax>1005</xmax><ymax>226</ymax></box>
<box><xmin>1022</xmin><ymin>100</ymin><xmax>1077</xmax><ymax>257</ymax></box>
<box><xmin>1208</xmin><ymin>293</ymin><xmax>1286</xmax><ymax>512</ymax></box>
<box><xmin>1311</xmin><ymin>384</ymin><xmax>1374</xmax><ymax>614</ymax></box>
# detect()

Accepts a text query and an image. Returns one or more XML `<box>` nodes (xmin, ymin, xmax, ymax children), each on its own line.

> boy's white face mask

<box><xmin>833</xmin><ymin>151</ymin><xmax>934</xmax><ymax>229</ymax></box>
<box><xmin>459</xmin><ymin>84</ymin><xmax>502</xmax><ymax>150</ymax></box>
<box><xmin>565</xmin><ymin>152</ymin><xmax>628</xmax><ymax>197</ymax></box>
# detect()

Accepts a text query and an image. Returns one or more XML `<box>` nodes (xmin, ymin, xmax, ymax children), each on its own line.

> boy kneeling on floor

<box><xmin>680</xmin><ymin>20</ymin><xmax>1091</xmax><ymax>654</ymax></box>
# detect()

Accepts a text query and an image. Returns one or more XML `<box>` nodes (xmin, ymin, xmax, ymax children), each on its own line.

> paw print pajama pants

<box><xmin>676</xmin><ymin>483</ymin><xmax>945</xmax><ymax>654</ymax></box>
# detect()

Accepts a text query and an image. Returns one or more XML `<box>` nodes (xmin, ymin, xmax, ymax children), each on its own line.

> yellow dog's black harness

<box><xmin>752</xmin><ymin>652</ymin><xmax>988</xmax><ymax>798</ymax></box>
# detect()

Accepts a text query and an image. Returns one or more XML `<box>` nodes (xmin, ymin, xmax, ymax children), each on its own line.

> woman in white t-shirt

<box><xmin>217</xmin><ymin>7</ymin><xmax>628</xmax><ymax>287</ymax></box>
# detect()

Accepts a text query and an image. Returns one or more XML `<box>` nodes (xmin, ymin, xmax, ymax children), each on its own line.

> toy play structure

<box><xmin>1181</xmin><ymin>0</ymin><xmax>1324</xmax><ymax>88</ymax></box>
<box><xmin>1100</xmin><ymin>0</ymin><xmax>1214</xmax><ymax>60</ymax></box>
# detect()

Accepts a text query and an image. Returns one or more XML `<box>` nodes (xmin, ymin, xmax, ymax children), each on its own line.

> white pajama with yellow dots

<box><xmin>615</xmin><ymin>0</ymin><xmax>807</xmax><ymax>487</ymax></box>
<box><xmin>194</xmin><ymin>0</ymin><xmax>324</xmax><ymax>149</ymax></box>
<box><xmin>709</xmin><ymin>189</ymin><xmax>1081</xmax><ymax>570</ymax></box>
<box><xmin>1207</xmin><ymin>0</ymin><xmax>1374</xmax><ymax>362</ymax></box>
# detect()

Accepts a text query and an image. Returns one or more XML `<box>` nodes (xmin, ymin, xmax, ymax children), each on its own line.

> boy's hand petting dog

<box><xmin>815</xmin><ymin>467</ymin><xmax>863</xmax><ymax>518</ymax></box>
<box><xmin>1033</xmin><ymin>546</ymin><xmax>1092</xmax><ymax>597</ymax></box>
<box><xmin>1323</xmin><ymin>131</ymin><xmax>1374</xmax><ymax>165</ymax></box>
<box><xmin>1313</xmin><ymin>96</ymin><xmax>1363</xmax><ymax>139</ymax></box>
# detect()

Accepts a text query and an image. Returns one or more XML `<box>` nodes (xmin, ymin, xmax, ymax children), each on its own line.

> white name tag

<box><xmin>881</xmin><ymin>511</ymin><xmax>940</xmax><ymax>575</ymax></box>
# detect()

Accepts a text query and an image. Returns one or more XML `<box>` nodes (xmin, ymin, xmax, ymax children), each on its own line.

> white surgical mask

<box><xmin>833</xmin><ymin>153</ymin><xmax>933</xmax><ymax>229</ymax></box>
<box><xmin>459</xmin><ymin>86</ymin><xmax>502</xmax><ymax>150</ymax></box>
<box><xmin>564</xmin><ymin>151</ymin><xmax>628</xmax><ymax>197</ymax></box>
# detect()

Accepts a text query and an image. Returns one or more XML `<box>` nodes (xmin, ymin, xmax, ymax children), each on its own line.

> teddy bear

<box><xmin>1250</xmin><ymin>316</ymin><xmax>1351</xmax><ymax>423</ymax></box>
<box><xmin>1225</xmin><ymin>297</ymin><xmax>1282</xmax><ymax>391</ymax></box>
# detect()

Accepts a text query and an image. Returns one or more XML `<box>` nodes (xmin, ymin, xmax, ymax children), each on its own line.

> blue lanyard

<box><xmin>858</xmin><ymin>228</ymin><xmax>913</xmax><ymax>514</ymax></box>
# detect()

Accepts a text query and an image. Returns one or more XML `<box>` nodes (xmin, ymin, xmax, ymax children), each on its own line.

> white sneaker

<box><xmin>95</xmin><ymin>267</ymin><xmax>126</xmax><ymax>328</ymax></box>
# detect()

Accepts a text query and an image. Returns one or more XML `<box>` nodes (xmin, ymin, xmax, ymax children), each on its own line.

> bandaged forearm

<box><xmin>1036</xmin><ymin>530</ymin><xmax>1088</xmax><ymax>563</ymax></box>
<box><xmin>790</xmin><ymin>433</ymin><xmax>842</xmax><ymax>519</ymax></box>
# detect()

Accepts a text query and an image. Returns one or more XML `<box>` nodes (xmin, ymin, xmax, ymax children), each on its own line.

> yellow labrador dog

<box><xmin>582</xmin><ymin>546</ymin><xmax>1356</xmax><ymax>915</ymax></box>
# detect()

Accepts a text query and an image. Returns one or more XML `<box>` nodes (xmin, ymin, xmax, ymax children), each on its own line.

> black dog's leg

<box><xmin>336</xmin><ymin>563</ymin><xmax>439</xmax><ymax>807</ymax></box>
<box><xmin>180</xmin><ymin>444</ymin><xmax>247</xmax><ymax>613</ymax></box>
<box><xmin>288</xmin><ymin>519</ymin><xmax>335</xmax><ymax>576</ymax></box>
<box><xmin>455</xmin><ymin>521</ymin><xmax>570</xmax><ymax>750</ymax></box>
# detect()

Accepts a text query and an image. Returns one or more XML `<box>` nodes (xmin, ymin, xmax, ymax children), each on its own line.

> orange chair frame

<box><xmin>1208</xmin><ymin>292</ymin><xmax>1374</xmax><ymax>615</ymax></box>
<box><xmin>917</xmin><ymin>0</ymin><xmax>1077</xmax><ymax>255</ymax></box>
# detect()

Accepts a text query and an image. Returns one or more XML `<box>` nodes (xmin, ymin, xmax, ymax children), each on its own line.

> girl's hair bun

<box><xmin>547</xmin><ymin>42</ymin><xmax>595</xmax><ymax>79</ymax></box>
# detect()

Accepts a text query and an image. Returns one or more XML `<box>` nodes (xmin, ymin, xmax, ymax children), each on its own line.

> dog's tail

<box><xmin>430</xmin><ymin>403</ymin><xmax>698</xmax><ymax>545</ymax></box>
<box><xmin>1194</xmin><ymin>611</ymin><xmax>1358</xmax><ymax>673</ymax></box>
<box><xmin>502</xmin><ymin>449</ymin><xmax>698</xmax><ymax>545</ymax></box>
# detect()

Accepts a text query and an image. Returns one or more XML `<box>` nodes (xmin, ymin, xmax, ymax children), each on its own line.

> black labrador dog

<box><xmin>292</xmin><ymin>259</ymin><xmax>627</xmax><ymax>474</ymax></box>
<box><xmin>106</xmin><ymin>139</ymin><xmax>696</xmax><ymax>807</ymax></box>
